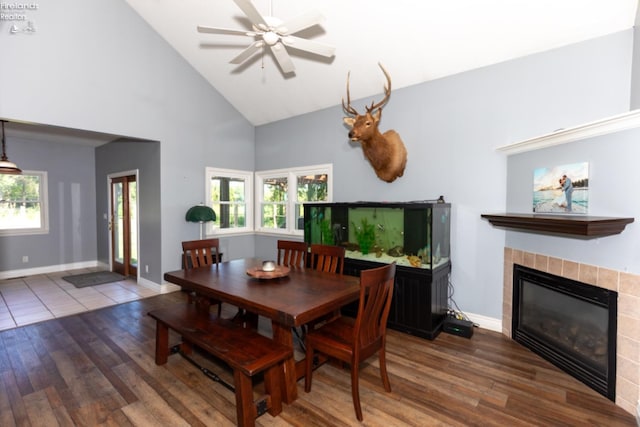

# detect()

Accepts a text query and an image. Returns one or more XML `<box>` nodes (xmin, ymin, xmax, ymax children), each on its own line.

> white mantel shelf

<box><xmin>496</xmin><ymin>109</ymin><xmax>640</xmax><ymax>155</ymax></box>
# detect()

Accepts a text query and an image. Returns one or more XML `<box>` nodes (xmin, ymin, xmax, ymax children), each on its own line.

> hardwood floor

<box><xmin>0</xmin><ymin>292</ymin><xmax>635</xmax><ymax>426</ymax></box>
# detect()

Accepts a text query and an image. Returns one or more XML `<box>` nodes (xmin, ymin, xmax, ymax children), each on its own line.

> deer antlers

<box><xmin>342</xmin><ymin>62</ymin><xmax>392</xmax><ymax>117</ymax></box>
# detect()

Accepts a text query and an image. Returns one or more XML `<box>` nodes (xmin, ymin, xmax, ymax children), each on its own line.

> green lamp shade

<box><xmin>185</xmin><ymin>205</ymin><xmax>216</xmax><ymax>223</ymax></box>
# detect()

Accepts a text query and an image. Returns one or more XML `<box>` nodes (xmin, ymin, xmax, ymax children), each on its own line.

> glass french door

<box><xmin>110</xmin><ymin>175</ymin><xmax>137</xmax><ymax>277</ymax></box>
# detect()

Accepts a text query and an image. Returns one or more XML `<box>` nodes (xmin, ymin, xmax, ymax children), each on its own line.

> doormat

<box><xmin>62</xmin><ymin>271</ymin><xmax>125</xmax><ymax>288</ymax></box>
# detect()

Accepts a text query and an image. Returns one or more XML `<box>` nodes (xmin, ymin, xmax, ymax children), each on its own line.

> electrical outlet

<box><xmin>145</xmin><ymin>265</ymin><xmax>149</xmax><ymax>273</ymax></box>
<box><xmin>22</xmin><ymin>255</ymin><xmax>28</xmax><ymax>263</ymax></box>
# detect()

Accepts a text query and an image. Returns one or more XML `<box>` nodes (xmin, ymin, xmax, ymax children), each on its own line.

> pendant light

<box><xmin>0</xmin><ymin>120</ymin><xmax>22</xmax><ymax>175</ymax></box>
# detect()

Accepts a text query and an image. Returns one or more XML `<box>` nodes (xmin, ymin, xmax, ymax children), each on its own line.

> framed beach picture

<box><xmin>532</xmin><ymin>162</ymin><xmax>589</xmax><ymax>214</ymax></box>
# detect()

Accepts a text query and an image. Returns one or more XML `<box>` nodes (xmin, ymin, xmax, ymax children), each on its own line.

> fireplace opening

<box><xmin>512</xmin><ymin>264</ymin><xmax>617</xmax><ymax>401</ymax></box>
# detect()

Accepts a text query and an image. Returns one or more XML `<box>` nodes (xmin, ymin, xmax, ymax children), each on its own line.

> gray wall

<box><xmin>0</xmin><ymin>0</ymin><xmax>636</xmax><ymax>321</ymax></box>
<box><xmin>95</xmin><ymin>140</ymin><xmax>162</xmax><ymax>283</ymax></box>
<box><xmin>0</xmin><ymin>137</ymin><xmax>97</xmax><ymax>271</ymax></box>
<box><xmin>0</xmin><ymin>0</ymin><xmax>256</xmax><ymax>280</ymax></box>
<box><xmin>506</xmin><ymin>128</ymin><xmax>640</xmax><ymax>272</ymax></box>
<box><xmin>631</xmin><ymin>16</ymin><xmax>640</xmax><ymax>109</ymax></box>
<box><xmin>255</xmin><ymin>30</ymin><xmax>633</xmax><ymax>319</ymax></box>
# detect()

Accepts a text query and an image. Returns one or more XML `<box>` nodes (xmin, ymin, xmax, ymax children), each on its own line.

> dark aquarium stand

<box><xmin>303</xmin><ymin>201</ymin><xmax>451</xmax><ymax>340</ymax></box>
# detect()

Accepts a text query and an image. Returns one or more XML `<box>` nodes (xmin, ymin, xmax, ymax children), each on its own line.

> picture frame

<box><xmin>533</xmin><ymin>162</ymin><xmax>589</xmax><ymax>214</ymax></box>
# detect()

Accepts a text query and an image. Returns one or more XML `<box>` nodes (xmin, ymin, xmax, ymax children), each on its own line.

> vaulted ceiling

<box><xmin>124</xmin><ymin>0</ymin><xmax>638</xmax><ymax>126</ymax></box>
<box><xmin>4</xmin><ymin>0</ymin><xmax>638</xmax><ymax>144</ymax></box>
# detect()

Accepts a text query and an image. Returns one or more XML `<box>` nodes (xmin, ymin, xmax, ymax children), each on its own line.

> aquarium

<box><xmin>303</xmin><ymin>201</ymin><xmax>451</xmax><ymax>270</ymax></box>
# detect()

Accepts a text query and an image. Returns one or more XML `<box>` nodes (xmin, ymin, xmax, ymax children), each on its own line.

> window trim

<box><xmin>0</xmin><ymin>170</ymin><xmax>49</xmax><ymax>236</ymax></box>
<box><xmin>255</xmin><ymin>163</ymin><xmax>332</xmax><ymax>236</ymax></box>
<box><xmin>205</xmin><ymin>167</ymin><xmax>254</xmax><ymax>236</ymax></box>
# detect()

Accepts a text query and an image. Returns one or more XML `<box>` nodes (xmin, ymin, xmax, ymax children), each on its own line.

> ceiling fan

<box><xmin>197</xmin><ymin>0</ymin><xmax>335</xmax><ymax>74</ymax></box>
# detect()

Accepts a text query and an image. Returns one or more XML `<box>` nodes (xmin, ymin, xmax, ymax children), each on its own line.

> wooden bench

<box><xmin>148</xmin><ymin>305</ymin><xmax>293</xmax><ymax>427</ymax></box>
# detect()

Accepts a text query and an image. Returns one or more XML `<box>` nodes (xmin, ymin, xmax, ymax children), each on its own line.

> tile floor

<box><xmin>0</xmin><ymin>268</ymin><xmax>161</xmax><ymax>331</ymax></box>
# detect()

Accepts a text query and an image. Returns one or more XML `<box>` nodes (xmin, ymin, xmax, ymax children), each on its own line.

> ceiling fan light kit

<box><xmin>198</xmin><ymin>0</ymin><xmax>335</xmax><ymax>74</ymax></box>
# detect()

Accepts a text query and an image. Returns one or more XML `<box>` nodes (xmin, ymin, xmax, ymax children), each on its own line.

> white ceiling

<box><xmin>123</xmin><ymin>0</ymin><xmax>639</xmax><ymax>126</ymax></box>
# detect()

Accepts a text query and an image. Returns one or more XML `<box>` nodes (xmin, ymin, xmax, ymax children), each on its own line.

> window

<box><xmin>0</xmin><ymin>171</ymin><xmax>49</xmax><ymax>236</ymax></box>
<box><xmin>260</xmin><ymin>174</ymin><xmax>288</xmax><ymax>230</ymax></box>
<box><xmin>205</xmin><ymin>167</ymin><xmax>253</xmax><ymax>235</ymax></box>
<box><xmin>255</xmin><ymin>164</ymin><xmax>332</xmax><ymax>235</ymax></box>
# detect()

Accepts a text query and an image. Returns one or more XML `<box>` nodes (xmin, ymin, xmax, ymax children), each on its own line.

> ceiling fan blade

<box><xmin>281</xmin><ymin>35</ymin><xmax>335</xmax><ymax>58</ymax></box>
<box><xmin>270</xmin><ymin>42</ymin><xmax>295</xmax><ymax>74</ymax></box>
<box><xmin>197</xmin><ymin>25</ymin><xmax>255</xmax><ymax>36</ymax></box>
<box><xmin>233</xmin><ymin>0</ymin><xmax>268</xmax><ymax>29</ymax></box>
<box><xmin>277</xmin><ymin>9</ymin><xmax>324</xmax><ymax>35</ymax></box>
<box><xmin>230</xmin><ymin>41</ymin><xmax>263</xmax><ymax>65</ymax></box>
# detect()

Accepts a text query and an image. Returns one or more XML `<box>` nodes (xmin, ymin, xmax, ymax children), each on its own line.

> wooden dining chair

<box><xmin>300</xmin><ymin>243</ymin><xmax>347</xmax><ymax>333</ymax></box>
<box><xmin>304</xmin><ymin>262</ymin><xmax>396</xmax><ymax>422</ymax></box>
<box><xmin>182</xmin><ymin>238</ymin><xmax>221</xmax><ymax>269</ymax></box>
<box><xmin>181</xmin><ymin>238</ymin><xmax>222</xmax><ymax>316</ymax></box>
<box><xmin>277</xmin><ymin>240</ymin><xmax>308</xmax><ymax>268</ymax></box>
<box><xmin>277</xmin><ymin>240</ymin><xmax>309</xmax><ymax>349</ymax></box>
<box><xmin>183</xmin><ymin>239</ymin><xmax>257</xmax><ymax>329</ymax></box>
<box><xmin>309</xmin><ymin>244</ymin><xmax>345</xmax><ymax>274</ymax></box>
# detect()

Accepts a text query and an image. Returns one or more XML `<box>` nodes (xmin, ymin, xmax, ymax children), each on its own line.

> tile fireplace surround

<box><xmin>502</xmin><ymin>247</ymin><xmax>640</xmax><ymax>415</ymax></box>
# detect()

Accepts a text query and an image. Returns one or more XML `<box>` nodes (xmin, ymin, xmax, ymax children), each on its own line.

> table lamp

<box><xmin>185</xmin><ymin>204</ymin><xmax>216</xmax><ymax>239</ymax></box>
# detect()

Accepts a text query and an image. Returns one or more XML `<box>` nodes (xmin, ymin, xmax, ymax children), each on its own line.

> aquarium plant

<box><xmin>353</xmin><ymin>217</ymin><xmax>376</xmax><ymax>255</ymax></box>
<box><xmin>320</xmin><ymin>219</ymin><xmax>334</xmax><ymax>245</ymax></box>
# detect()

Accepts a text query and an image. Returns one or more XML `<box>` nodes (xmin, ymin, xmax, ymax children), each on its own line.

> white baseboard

<box><xmin>0</xmin><ymin>261</ymin><xmax>99</xmax><ymax>280</ymax></box>
<box><xmin>464</xmin><ymin>312</ymin><xmax>502</xmax><ymax>333</ymax></box>
<box><xmin>138</xmin><ymin>276</ymin><xmax>180</xmax><ymax>294</ymax></box>
<box><xmin>0</xmin><ymin>261</ymin><xmax>183</xmax><ymax>295</ymax></box>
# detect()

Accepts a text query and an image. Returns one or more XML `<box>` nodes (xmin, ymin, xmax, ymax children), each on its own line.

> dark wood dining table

<box><xmin>163</xmin><ymin>257</ymin><xmax>360</xmax><ymax>404</ymax></box>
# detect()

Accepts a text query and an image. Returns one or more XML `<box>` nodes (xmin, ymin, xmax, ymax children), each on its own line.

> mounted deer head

<box><xmin>342</xmin><ymin>63</ymin><xmax>407</xmax><ymax>183</ymax></box>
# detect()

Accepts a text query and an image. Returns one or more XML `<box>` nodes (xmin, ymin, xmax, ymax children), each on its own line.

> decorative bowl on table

<box><xmin>246</xmin><ymin>262</ymin><xmax>290</xmax><ymax>279</ymax></box>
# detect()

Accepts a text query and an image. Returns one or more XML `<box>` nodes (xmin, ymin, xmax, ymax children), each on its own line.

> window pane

<box><xmin>210</xmin><ymin>176</ymin><xmax>247</xmax><ymax>229</ymax></box>
<box><xmin>297</xmin><ymin>174</ymin><xmax>328</xmax><ymax>202</ymax></box>
<box><xmin>296</xmin><ymin>173</ymin><xmax>328</xmax><ymax>230</ymax></box>
<box><xmin>129</xmin><ymin>181</ymin><xmax>138</xmax><ymax>266</ymax></box>
<box><xmin>261</xmin><ymin>176</ymin><xmax>287</xmax><ymax>229</ymax></box>
<box><xmin>294</xmin><ymin>203</ymin><xmax>305</xmax><ymax>230</ymax></box>
<box><xmin>113</xmin><ymin>181</ymin><xmax>124</xmax><ymax>263</ymax></box>
<box><xmin>263</xmin><ymin>177</ymin><xmax>287</xmax><ymax>202</ymax></box>
<box><xmin>261</xmin><ymin>203</ymin><xmax>287</xmax><ymax>229</ymax></box>
<box><xmin>216</xmin><ymin>202</ymin><xmax>246</xmax><ymax>227</ymax></box>
<box><xmin>229</xmin><ymin>180</ymin><xmax>245</xmax><ymax>202</ymax></box>
<box><xmin>0</xmin><ymin>174</ymin><xmax>42</xmax><ymax>230</ymax></box>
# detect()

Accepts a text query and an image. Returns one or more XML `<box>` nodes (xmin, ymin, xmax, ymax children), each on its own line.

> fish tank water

<box><xmin>303</xmin><ymin>201</ymin><xmax>451</xmax><ymax>270</ymax></box>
